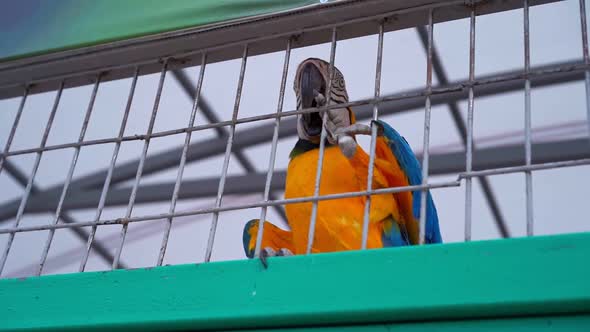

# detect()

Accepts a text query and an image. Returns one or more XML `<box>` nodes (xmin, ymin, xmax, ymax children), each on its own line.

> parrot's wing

<box><xmin>374</xmin><ymin>120</ymin><xmax>442</xmax><ymax>244</ymax></box>
<box><xmin>381</xmin><ymin>216</ymin><xmax>411</xmax><ymax>246</ymax></box>
<box><xmin>242</xmin><ymin>219</ymin><xmax>295</xmax><ymax>258</ymax></box>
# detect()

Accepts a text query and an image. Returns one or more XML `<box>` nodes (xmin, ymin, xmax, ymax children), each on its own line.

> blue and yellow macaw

<box><xmin>243</xmin><ymin>58</ymin><xmax>441</xmax><ymax>261</ymax></box>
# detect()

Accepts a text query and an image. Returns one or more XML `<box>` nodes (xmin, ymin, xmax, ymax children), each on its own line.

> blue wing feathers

<box><xmin>375</xmin><ymin>120</ymin><xmax>442</xmax><ymax>244</ymax></box>
<box><xmin>381</xmin><ymin>217</ymin><xmax>411</xmax><ymax>247</ymax></box>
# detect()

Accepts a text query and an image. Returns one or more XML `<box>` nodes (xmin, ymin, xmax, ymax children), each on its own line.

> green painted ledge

<box><xmin>1</xmin><ymin>233</ymin><xmax>589</xmax><ymax>332</ymax></box>
<box><xmin>233</xmin><ymin>315</ymin><xmax>590</xmax><ymax>332</ymax></box>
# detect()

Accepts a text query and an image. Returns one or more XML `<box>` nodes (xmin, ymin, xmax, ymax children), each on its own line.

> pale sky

<box><xmin>0</xmin><ymin>0</ymin><xmax>589</xmax><ymax>277</ymax></box>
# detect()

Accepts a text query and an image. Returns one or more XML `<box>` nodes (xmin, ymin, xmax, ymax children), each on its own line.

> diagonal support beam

<box><xmin>1</xmin><ymin>159</ymin><xmax>125</xmax><ymax>268</ymax></box>
<box><xmin>416</xmin><ymin>26</ymin><xmax>510</xmax><ymax>238</ymax></box>
<box><xmin>171</xmin><ymin>69</ymin><xmax>287</xmax><ymax>222</ymax></box>
<box><xmin>16</xmin><ymin>137</ymin><xmax>590</xmax><ymax>213</ymax></box>
<box><xmin>0</xmin><ymin>60</ymin><xmax>584</xmax><ymax>223</ymax></box>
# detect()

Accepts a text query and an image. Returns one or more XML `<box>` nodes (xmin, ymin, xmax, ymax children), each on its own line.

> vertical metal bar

<box><xmin>307</xmin><ymin>28</ymin><xmax>338</xmax><ymax>254</ymax></box>
<box><xmin>157</xmin><ymin>54</ymin><xmax>207</xmax><ymax>266</ymax></box>
<box><xmin>0</xmin><ymin>95</ymin><xmax>117</xmax><ymax>267</ymax></box>
<box><xmin>112</xmin><ymin>61</ymin><xmax>168</xmax><ymax>269</ymax></box>
<box><xmin>0</xmin><ymin>82</ymin><xmax>64</xmax><ymax>276</ymax></box>
<box><xmin>524</xmin><ymin>0</ymin><xmax>534</xmax><ymax>236</ymax></box>
<box><xmin>204</xmin><ymin>45</ymin><xmax>249</xmax><ymax>262</ymax></box>
<box><xmin>361</xmin><ymin>21</ymin><xmax>385</xmax><ymax>250</ymax></box>
<box><xmin>37</xmin><ymin>75</ymin><xmax>101</xmax><ymax>276</ymax></box>
<box><xmin>465</xmin><ymin>5</ymin><xmax>476</xmax><ymax>242</ymax></box>
<box><xmin>79</xmin><ymin>68</ymin><xmax>138</xmax><ymax>272</ymax></box>
<box><xmin>254</xmin><ymin>38</ymin><xmax>292</xmax><ymax>257</ymax></box>
<box><xmin>0</xmin><ymin>86</ymin><xmax>28</xmax><ymax>176</ymax></box>
<box><xmin>172</xmin><ymin>69</ymin><xmax>288</xmax><ymax>223</ymax></box>
<box><xmin>579</xmin><ymin>0</ymin><xmax>590</xmax><ymax>144</ymax></box>
<box><xmin>415</xmin><ymin>26</ymin><xmax>510</xmax><ymax>239</ymax></box>
<box><xmin>419</xmin><ymin>9</ymin><xmax>434</xmax><ymax>245</ymax></box>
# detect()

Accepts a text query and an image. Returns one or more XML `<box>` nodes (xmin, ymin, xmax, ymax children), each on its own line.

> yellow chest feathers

<box><xmin>285</xmin><ymin>146</ymin><xmax>360</xmax><ymax>197</ymax></box>
<box><xmin>284</xmin><ymin>145</ymin><xmax>395</xmax><ymax>223</ymax></box>
<box><xmin>284</xmin><ymin>145</ymin><xmax>396</xmax><ymax>252</ymax></box>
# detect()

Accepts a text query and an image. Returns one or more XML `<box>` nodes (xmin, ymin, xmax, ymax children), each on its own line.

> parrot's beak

<box><xmin>300</xmin><ymin>63</ymin><xmax>325</xmax><ymax>137</ymax></box>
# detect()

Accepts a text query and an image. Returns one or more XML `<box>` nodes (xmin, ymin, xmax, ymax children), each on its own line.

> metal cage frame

<box><xmin>1</xmin><ymin>0</ymin><xmax>590</xmax><ymax>330</ymax></box>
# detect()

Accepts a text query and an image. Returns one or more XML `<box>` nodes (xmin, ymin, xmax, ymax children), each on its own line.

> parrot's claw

<box><xmin>334</xmin><ymin>123</ymin><xmax>372</xmax><ymax>137</ymax></box>
<box><xmin>337</xmin><ymin>135</ymin><xmax>357</xmax><ymax>158</ymax></box>
<box><xmin>277</xmin><ymin>248</ymin><xmax>293</xmax><ymax>256</ymax></box>
<box><xmin>259</xmin><ymin>247</ymin><xmax>292</xmax><ymax>269</ymax></box>
<box><xmin>334</xmin><ymin>123</ymin><xmax>372</xmax><ymax>159</ymax></box>
<box><xmin>259</xmin><ymin>247</ymin><xmax>276</xmax><ymax>269</ymax></box>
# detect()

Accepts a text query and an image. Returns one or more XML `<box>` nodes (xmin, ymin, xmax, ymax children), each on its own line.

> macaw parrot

<box><xmin>243</xmin><ymin>58</ymin><xmax>441</xmax><ymax>264</ymax></box>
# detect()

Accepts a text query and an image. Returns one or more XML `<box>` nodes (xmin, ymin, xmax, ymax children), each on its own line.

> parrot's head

<box><xmin>293</xmin><ymin>58</ymin><xmax>355</xmax><ymax>144</ymax></box>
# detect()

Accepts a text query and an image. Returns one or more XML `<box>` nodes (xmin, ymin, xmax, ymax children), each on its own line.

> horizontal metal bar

<box><xmin>0</xmin><ymin>59</ymin><xmax>584</xmax><ymax>160</ymax></box>
<box><xmin>5</xmin><ymin>136</ymin><xmax>590</xmax><ymax>216</ymax></box>
<box><xmin>4</xmin><ymin>140</ymin><xmax>589</xmax><ymax>237</ymax></box>
<box><xmin>0</xmin><ymin>59</ymin><xmax>584</xmax><ymax>222</ymax></box>
<box><xmin>0</xmin><ymin>0</ymin><xmax>559</xmax><ymax>99</ymax></box>
<box><xmin>3</xmin><ymin>146</ymin><xmax>588</xmax><ymax>234</ymax></box>
<box><xmin>4</xmin><ymin>148</ymin><xmax>590</xmax><ymax>234</ymax></box>
<box><xmin>427</xmin><ymin>137</ymin><xmax>590</xmax><ymax>174</ymax></box>
<box><xmin>171</xmin><ymin>69</ymin><xmax>259</xmax><ymax>172</ymax></box>
<box><xmin>49</xmin><ymin>213</ymin><xmax>125</xmax><ymax>269</ymax></box>
<box><xmin>20</xmin><ymin>173</ymin><xmax>285</xmax><ymax>213</ymax></box>
<box><xmin>172</xmin><ymin>69</ymin><xmax>287</xmax><ymax>222</ymax></box>
<box><xmin>0</xmin><ymin>181</ymin><xmax>462</xmax><ymax>235</ymax></box>
<box><xmin>4</xmin><ymin>134</ymin><xmax>590</xmax><ymax>223</ymax></box>
<box><xmin>0</xmin><ymin>85</ymin><xmax>457</xmax><ymax>158</ymax></box>
<box><xmin>459</xmin><ymin>158</ymin><xmax>590</xmax><ymax>178</ymax></box>
<box><xmin>0</xmin><ymin>160</ymin><xmax>124</xmax><ymax>268</ymax></box>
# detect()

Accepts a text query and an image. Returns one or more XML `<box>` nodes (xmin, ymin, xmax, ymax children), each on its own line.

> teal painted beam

<box><xmin>1</xmin><ymin>233</ymin><xmax>589</xmax><ymax>331</ymax></box>
<box><xmin>233</xmin><ymin>315</ymin><xmax>590</xmax><ymax>332</ymax></box>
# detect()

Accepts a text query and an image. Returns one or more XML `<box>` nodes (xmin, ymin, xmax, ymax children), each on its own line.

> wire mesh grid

<box><xmin>0</xmin><ymin>0</ymin><xmax>589</xmax><ymax>278</ymax></box>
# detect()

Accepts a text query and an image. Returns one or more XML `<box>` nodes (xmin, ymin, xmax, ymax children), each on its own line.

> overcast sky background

<box><xmin>1</xmin><ymin>0</ymin><xmax>589</xmax><ymax>278</ymax></box>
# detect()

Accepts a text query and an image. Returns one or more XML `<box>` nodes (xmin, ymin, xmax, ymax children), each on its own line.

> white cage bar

<box><xmin>79</xmin><ymin>68</ymin><xmax>138</xmax><ymax>272</ymax></box>
<box><xmin>464</xmin><ymin>3</ymin><xmax>476</xmax><ymax>242</ymax></box>
<box><xmin>0</xmin><ymin>82</ymin><xmax>64</xmax><ymax>275</ymax></box>
<box><xmin>254</xmin><ymin>38</ymin><xmax>292</xmax><ymax>257</ymax></box>
<box><xmin>306</xmin><ymin>27</ymin><xmax>338</xmax><ymax>255</ymax></box>
<box><xmin>360</xmin><ymin>20</ymin><xmax>385</xmax><ymax>250</ymax></box>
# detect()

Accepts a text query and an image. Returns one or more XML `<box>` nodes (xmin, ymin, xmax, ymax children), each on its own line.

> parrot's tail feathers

<box><xmin>242</xmin><ymin>219</ymin><xmax>295</xmax><ymax>258</ymax></box>
<box><xmin>242</xmin><ymin>219</ymin><xmax>259</xmax><ymax>258</ymax></box>
<box><xmin>381</xmin><ymin>216</ymin><xmax>411</xmax><ymax>247</ymax></box>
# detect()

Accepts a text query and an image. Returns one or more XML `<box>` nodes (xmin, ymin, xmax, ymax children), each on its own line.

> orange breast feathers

<box><xmin>284</xmin><ymin>143</ymin><xmax>405</xmax><ymax>254</ymax></box>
